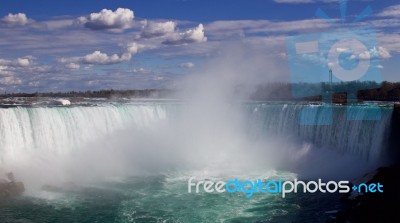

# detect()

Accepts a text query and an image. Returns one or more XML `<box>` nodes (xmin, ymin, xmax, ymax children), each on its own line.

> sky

<box><xmin>0</xmin><ymin>0</ymin><xmax>399</xmax><ymax>92</ymax></box>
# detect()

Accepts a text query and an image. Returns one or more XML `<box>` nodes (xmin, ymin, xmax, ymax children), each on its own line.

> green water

<box><xmin>0</xmin><ymin>171</ymin><xmax>342</xmax><ymax>223</ymax></box>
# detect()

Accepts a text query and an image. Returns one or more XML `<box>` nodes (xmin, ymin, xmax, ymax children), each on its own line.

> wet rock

<box><xmin>0</xmin><ymin>172</ymin><xmax>25</xmax><ymax>199</ymax></box>
<box><xmin>328</xmin><ymin>165</ymin><xmax>400</xmax><ymax>223</ymax></box>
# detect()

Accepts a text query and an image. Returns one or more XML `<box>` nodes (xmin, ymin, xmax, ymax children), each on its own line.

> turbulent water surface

<box><xmin>0</xmin><ymin>100</ymin><xmax>394</xmax><ymax>223</ymax></box>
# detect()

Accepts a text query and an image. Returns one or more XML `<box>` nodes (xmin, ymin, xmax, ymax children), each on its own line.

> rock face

<box><xmin>328</xmin><ymin>165</ymin><xmax>400</xmax><ymax>223</ymax></box>
<box><xmin>388</xmin><ymin>104</ymin><xmax>400</xmax><ymax>164</ymax></box>
<box><xmin>0</xmin><ymin>172</ymin><xmax>25</xmax><ymax>199</ymax></box>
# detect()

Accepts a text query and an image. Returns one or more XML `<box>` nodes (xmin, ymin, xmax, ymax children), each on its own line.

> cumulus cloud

<box><xmin>0</xmin><ymin>56</ymin><xmax>49</xmax><ymax>86</ymax></box>
<box><xmin>1</xmin><ymin>13</ymin><xmax>32</xmax><ymax>26</ymax></box>
<box><xmin>0</xmin><ymin>59</ymin><xmax>11</xmax><ymax>66</ymax></box>
<box><xmin>140</xmin><ymin>21</ymin><xmax>208</xmax><ymax>48</ymax></box>
<box><xmin>330</xmin><ymin>46</ymin><xmax>391</xmax><ymax>62</ymax></box>
<box><xmin>376</xmin><ymin>4</ymin><xmax>400</xmax><ymax>18</ymax></box>
<box><xmin>375</xmin><ymin>47</ymin><xmax>392</xmax><ymax>59</ymax></box>
<box><xmin>336</xmin><ymin>47</ymin><xmax>350</xmax><ymax>53</ymax></box>
<box><xmin>65</xmin><ymin>63</ymin><xmax>80</xmax><ymax>70</ymax></box>
<box><xmin>163</xmin><ymin>24</ymin><xmax>207</xmax><ymax>45</ymax></box>
<box><xmin>141</xmin><ymin>20</ymin><xmax>177</xmax><ymax>38</ymax></box>
<box><xmin>0</xmin><ymin>57</ymin><xmax>34</xmax><ymax>69</ymax></box>
<box><xmin>59</xmin><ymin>42</ymin><xmax>139</xmax><ymax>65</ymax></box>
<box><xmin>78</xmin><ymin>8</ymin><xmax>134</xmax><ymax>31</ymax></box>
<box><xmin>0</xmin><ymin>76</ymin><xmax>22</xmax><ymax>85</ymax></box>
<box><xmin>83</xmin><ymin>51</ymin><xmax>129</xmax><ymax>65</ymax></box>
<box><xmin>179</xmin><ymin>62</ymin><xmax>195</xmax><ymax>68</ymax></box>
<box><xmin>125</xmin><ymin>42</ymin><xmax>139</xmax><ymax>55</ymax></box>
<box><xmin>0</xmin><ymin>65</ymin><xmax>12</xmax><ymax>75</ymax></box>
<box><xmin>60</xmin><ymin>51</ymin><xmax>129</xmax><ymax>65</ymax></box>
<box><xmin>17</xmin><ymin>58</ymin><xmax>31</xmax><ymax>67</ymax></box>
<box><xmin>359</xmin><ymin>46</ymin><xmax>391</xmax><ymax>60</ymax></box>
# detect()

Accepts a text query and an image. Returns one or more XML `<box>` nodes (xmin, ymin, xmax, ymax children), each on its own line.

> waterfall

<box><xmin>0</xmin><ymin>104</ymin><xmax>169</xmax><ymax>164</ymax></box>
<box><xmin>245</xmin><ymin>103</ymin><xmax>393</xmax><ymax>161</ymax></box>
<box><xmin>0</xmin><ymin>102</ymin><xmax>393</xmax><ymax>166</ymax></box>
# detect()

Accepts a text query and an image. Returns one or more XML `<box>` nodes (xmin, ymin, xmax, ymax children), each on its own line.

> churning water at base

<box><xmin>0</xmin><ymin>101</ymin><xmax>393</xmax><ymax>222</ymax></box>
<box><xmin>1</xmin><ymin>171</ymin><xmax>344</xmax><ymax>223</ymax></box>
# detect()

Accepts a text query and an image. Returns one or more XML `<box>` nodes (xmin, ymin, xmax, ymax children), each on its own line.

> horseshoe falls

<box><xmin>244</xmin><ymin>103</ymin><xmax>392</xmax><ymax>161</ymax></box>
<box><xmin>0</xmin><ymin>103</ymin><xmax>392</xmax><ymax>165</ymax></box>
<box><xmin>0</xmin><ymin>101</ymin><xmax>394</xmax><ymax>223</ymax></box>
<box><xmin>0</xmin><ymin>104</ymin><xmax>170</xmax><ymax>163</ymax></box>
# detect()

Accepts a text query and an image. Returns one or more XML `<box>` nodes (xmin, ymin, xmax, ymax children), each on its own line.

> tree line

<box><xmin>0</xmin><ymin>89</ymin><xmax>174</xmax><ymax>99</ymax></box>
<box><xmin>1</xmin><ymin>81</ymin><xmax>400</xmax><ymax>101</ymax></box>
<box><xmin>250</xmin><ymin>81</ymin><xmax>400</xmax><ymax>101</ymax></box>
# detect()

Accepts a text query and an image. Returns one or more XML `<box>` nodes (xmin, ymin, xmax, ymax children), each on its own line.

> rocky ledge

<box><xmin>0</xmin><ymin>172</ymin><xmax>25</xmax><ymax>199</ymax></box>
<box><xmin>328</xmin><ymin>165</ymin><xmax>400</xmax><ymax>223</ymax></box>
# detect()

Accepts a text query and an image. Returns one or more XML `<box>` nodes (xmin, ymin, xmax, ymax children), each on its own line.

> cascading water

<box><xmin>0</xmin><ymin>102</ymin><xmax>392</xmax><ymax>167</ymax></box>
<box><xmin>0</xmin><ymin>104</ymin><xmax>169</xmax><ymax>164</ymax></box>
<box><xmin>245</xmin><ymin>103</ymin><xmax>393</xmax><ymax>161</ymax></box>
<box><xmin>0</xmin><ymin>101</ymin><xmax>394</xmax><ymax>223</ymax></box>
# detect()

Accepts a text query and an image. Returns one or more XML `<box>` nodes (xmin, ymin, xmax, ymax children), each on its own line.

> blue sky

<box><xmin>0</xmin><ymin>0</ymin><xmax>398</xmax><ymax>92</ymax></box>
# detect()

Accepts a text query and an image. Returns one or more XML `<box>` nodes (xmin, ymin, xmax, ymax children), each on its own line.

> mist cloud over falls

<box><xmin>0</xmin><ymin>46</ymin><xmax>388</xmax><ymax>190</ymax></box>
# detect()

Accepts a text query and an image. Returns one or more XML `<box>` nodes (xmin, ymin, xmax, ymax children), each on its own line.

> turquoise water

<box><xmin>0</xmin><ymin>172</ymin><xmax>342</xmax><ymax>223</ymax></box>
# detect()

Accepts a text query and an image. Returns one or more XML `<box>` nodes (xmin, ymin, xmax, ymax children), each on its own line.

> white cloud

<box><xmin>0</xmin><ymin>65</ymin><xmax>12</xmax><ymax>75</ymax></box>
<box><xmin>1</xmin><ymin>13</ymin><xmax>32</xmax><ymax>26</ymax></box>
<box><xmin>377</xmin><ymin>33</ymin><xmax>400</xmax><ymax>55</ymax></box>
<box><xmin>65</xmin><ymin>63</ymin><xmax>80</xmax><ymax>70</ymax></box>
<box><xmin>141</xmin><ymin>20</ymin><xmax>177</xmax><ymax>38</ymax></box>
<box><xmin>179</xmin><ymin>62</ymin><xmax>195</xmax><ymax>68</ymax></box>
<box><xmin>0</xmin><ymin>6</ymin><xmax>398</xmax><ymax>91</ymax></box>
<box><xmin>78</xmin><ymin>8</ymin><xmax>134</xmax><ymax>31</ymax></box>
<box><xmin>17</xmin><ymin>58</ymin><xmax>30</xmax><ymax>67</ymax></box>
<box><xmin>359</xmin><ymin>46</ymin><xmax>391</xmax><ymax>60</ymax></box>
<box><xmin>0</xmin><ymin>76</ymin><xmax>22</xmax><ymax>85</ymax></box>
<box><xmin>59</xmin><ymin>42</ymin><xmax>139</xmax><ymax>65</ymax></box>
<box><xmin>0</xmin><ymin>57</ymin><xmax>53</xmax><ymax>88</ymax></box>
<box><xmin>133</xmin><ymin>68</ymin><xmax>149</xmax><ymax>73</ymax></box>
<box><xmin>83</xmin><ymin>65</ymin><xmax>94</xmax><ymax>71</ymax></box>
<box><xmin>83</xmin><ymin>51</ymin><xmax>127</xmax><ymax>64</ymax></box>
<box><xmin>153</xmin><ymin>76</ymin><xmax>164</xmax><ymax>81</ymax></box>
<box><xmin>163</xmin><ymin>24</ymin><xmax>207</xmax><ymax>45</ymax></box>
<box><xmin>336</xmin><ymin>47</ymin><xmax>350</xmax><ymax>53</ymax></box>
<box><xmin>125</xmin><ymin>42</ymin><xmax>139</xmax><ymax>54</ymax></box>
<box><xmin>376</xmin><ymin>4</ymin><xmax>400</xmax><ymax>18</ymax></box>
<box><xmin>0</xmin><ymin>59</ymin><xmax>11</xmax><ymax>66</ymax></box>
<box><xmin>0</xmin><ymin>57</ymin><xmax>33</xmax><ymax>68</ymax></box>
<box><xmin>376</xmin><ymin>46</ymin><xmax>391</xmax><ymax>59</ymax></box>
<box><xmin>0</xmin><ymin>56</ymin><xmax>41</xmax><ymax>85</ymax></box>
